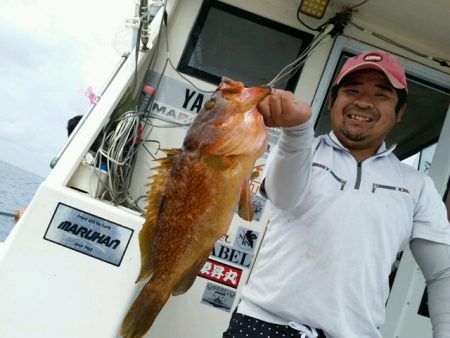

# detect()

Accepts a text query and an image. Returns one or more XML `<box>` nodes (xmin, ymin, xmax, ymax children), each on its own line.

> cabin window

<box><xmin>177</xmin><ymin>0</ymin><xmax>314</xmax><ymax>91</ymax></box>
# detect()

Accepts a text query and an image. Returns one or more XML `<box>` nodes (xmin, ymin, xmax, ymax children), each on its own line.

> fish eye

<box><xmin>204</xmin><ymin>99</ymin><xmax>215</xmax><ymax>110</ymax></box>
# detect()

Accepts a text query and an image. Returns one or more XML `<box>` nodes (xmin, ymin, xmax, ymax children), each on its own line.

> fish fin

<box><xmin>171</xmin><ymin>246</ymin><xmax>213</xmax><ymax>296</ymax></box>
<box><xmin>120</xmin><ymin>281</ymin><xmax>170</xmax><ymax>338</ymax></box>
<box><xmin>202</xmin><ymin>154</ymin><xmax>235</xmax><ymax>171</ymax></box>
<box><xmin>159</xmin><ymin>148</ymin><xmax>181</xmax><ymax>157</ymax></box>
<box><xmin>136</xmin><ymin>148</ymin><xmax>181</xmax><ymax>282</ymax></box>
<box><xmin>238</xmin><ymin>178</ymin><xmax>254</xmax><ymax>221</ymax></box>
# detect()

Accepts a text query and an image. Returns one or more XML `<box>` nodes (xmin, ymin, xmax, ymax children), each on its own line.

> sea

<box><xmin>0</xmin><ymin>160</ymin><xmax>44</xmax><ymax>242</ymax></box>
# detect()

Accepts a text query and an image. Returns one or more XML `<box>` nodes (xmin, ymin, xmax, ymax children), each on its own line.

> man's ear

<box><xmin>327</xmin><ymin>92</ymin><xmax>333</xmax><ymax>111</ymax></box>
<box><xmin>396</xmin><ymin>104</ymin><xmax>407</xmax><ymax>122</ymax></box>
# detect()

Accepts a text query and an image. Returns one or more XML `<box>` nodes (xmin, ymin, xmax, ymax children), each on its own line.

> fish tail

<box><xmin>120</xmin><ymin>282</ymin><xmax>170</xmax><ymax>338</ymax></box>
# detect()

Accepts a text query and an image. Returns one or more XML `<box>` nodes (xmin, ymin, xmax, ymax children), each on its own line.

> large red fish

<box><xmin>120</xmin><ymin>78</ymin><xmax>271</xmax><ymax>338</ymax></box>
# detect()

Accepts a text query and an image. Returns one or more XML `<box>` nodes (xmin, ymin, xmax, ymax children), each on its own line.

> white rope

<box><xmin>288</xmin><ymin>321</ymin><xmax>319</xmax><ymax>338</ymax></box>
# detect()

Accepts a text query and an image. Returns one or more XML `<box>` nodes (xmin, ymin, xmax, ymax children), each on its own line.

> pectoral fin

<box><xmin>238</xmin><ymin>178</ymin><xmax>253</xmax><ymax>221</ymax></box>
<box><xmin>202</xmin><ymin>155</ymin><xmax>236</xmax><ymax>171</ymax></box>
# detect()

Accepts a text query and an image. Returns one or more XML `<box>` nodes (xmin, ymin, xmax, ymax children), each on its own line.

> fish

<box><xmin>120</xmin><ymin>78</ymin><xmax>271</xmax><ymax>338</ymax></box>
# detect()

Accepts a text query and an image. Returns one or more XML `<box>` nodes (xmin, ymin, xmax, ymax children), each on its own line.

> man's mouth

<box><xmin>348</xmin><ymin>114</ymin><xmax>373</xmax><ymax>123</ymax></box>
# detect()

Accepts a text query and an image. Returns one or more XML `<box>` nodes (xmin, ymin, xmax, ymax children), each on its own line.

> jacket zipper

<box><xmin>355</xmin><ymin>161</ymin><xmax>362</xmax><ymax>190</ymax></box>
<box><xmin>326</xmin><ymin>134</ymin><xmax>396</xmax><ymax>191</ymax></box>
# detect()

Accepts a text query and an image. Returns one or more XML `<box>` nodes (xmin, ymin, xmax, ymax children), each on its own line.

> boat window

<box><xmin>177</xmin><ymin>0</ymin><xmax>314</xmax><ymax>91</ymax></box>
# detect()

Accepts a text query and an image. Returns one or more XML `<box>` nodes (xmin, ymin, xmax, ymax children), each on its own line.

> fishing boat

<box><xmin>0</xmin><ymin>0</ymin><xmax>449</xmax><ymax>337</ymax></box>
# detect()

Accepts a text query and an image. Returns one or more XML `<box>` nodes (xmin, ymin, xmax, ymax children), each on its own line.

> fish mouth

<box><xmin>240</xmin><ymin>86</ymin><xmax>271</xmax><ymax>111</ymax></box>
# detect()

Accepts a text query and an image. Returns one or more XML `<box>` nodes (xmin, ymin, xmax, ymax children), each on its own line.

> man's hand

<box><xmin>258</xmin><ymin>89</ymin><xmax>312</xmax><ymax>128</ymax></box>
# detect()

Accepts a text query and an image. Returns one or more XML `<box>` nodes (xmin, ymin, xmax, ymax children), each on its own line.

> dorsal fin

<box><xmin>136</xmin><ymin>148</ymin><xmax>181</xmax><ymax>282</ymax></box>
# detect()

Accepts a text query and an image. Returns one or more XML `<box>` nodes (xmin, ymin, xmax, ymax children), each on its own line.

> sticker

<box><xmin>144</xmin><ymin>70</ymin><xmax>210</xmax><ymax>122</ymax></box>
<box><xmin>198</xmin><ymin>258</ymin><xmax>242</xmax><ymax>288</ymax></box>
<box><xmin>211</xmin><ymin>242</ymin><xmax>254</xmax><ymax>268</ymax></box>
<box><xmin>234</xmin><ymin>193</ymin><xmax>266</xmax><ymax>222</ymax></box>
<box><xmin>201</xmin><ymin>282</ymin><xmax>236</xmax><ymax>312</ymax></box>
<box><xmin>218</xmin><ymin>233</ymin><xmax>233</xmax><ymax>244</ymax></box>
<box><xmin>234</xmin><ymin>226</ymin><xmax>259</xmax><ymax>253</ymax></box>
<box><xmin>252</xmin><ymin>194</ymin><xmax>266</xmax><ymax>221</ymax></box>
<box><xmin>150</xmin><ymin>101</ymin><xmax>196</xmax><ymax>125</ymax></box>
<box><xmin>44</xmin><ymin>203</ymin><xmax>133</xmax><ymax>266</ymax></box>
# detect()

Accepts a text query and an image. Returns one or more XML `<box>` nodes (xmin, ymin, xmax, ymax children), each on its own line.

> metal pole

<box><xmin>50</xmin><ymin>52</ymin><xmax>130</xmax><ymax>169</ymax></box>
<box><xmin>0</xmin><ymin>210</ymin><xmax>16</xmax><ymax>218</ymax></box>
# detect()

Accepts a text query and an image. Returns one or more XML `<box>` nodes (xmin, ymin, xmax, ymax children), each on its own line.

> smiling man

<box><xmin>223</xmin><ymin>50</ymin><xmax>450</xmax><ymax>338</ymax></box>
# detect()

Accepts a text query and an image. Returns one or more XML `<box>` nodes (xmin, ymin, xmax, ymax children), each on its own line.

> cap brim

<box><xmin>335</xmin><ymin>63</ymin><xmax>406</xmax><ymax>90</ymax></box>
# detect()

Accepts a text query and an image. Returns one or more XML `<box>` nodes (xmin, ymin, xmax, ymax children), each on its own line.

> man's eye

<box><xmin>375</xmin><ymin>92</ymin><xmax>392</xmax><ymax>99</ymax></box>
<box><xmin>345</xmin><ymin>89</ymin><xmax>358</xmax><ymax>95</ymax></box>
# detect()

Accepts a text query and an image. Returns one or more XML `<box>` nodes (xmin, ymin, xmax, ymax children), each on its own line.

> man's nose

<box><xmin>353</xmin><ymin>98</ymin><xmax>374</xmax><ymax>109</ymax></box>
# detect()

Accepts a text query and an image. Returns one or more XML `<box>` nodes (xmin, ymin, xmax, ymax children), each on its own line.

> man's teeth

<box><xmin>349</xmin><ymin>114</ymin><xmax>372</xmax><ymax>122</ymax></box>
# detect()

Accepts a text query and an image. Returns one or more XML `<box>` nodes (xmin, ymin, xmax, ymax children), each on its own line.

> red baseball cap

<box><xmin>334</xmin><ymin>50</ymin><xmax>408</xmax><ymax>92</ymax></box>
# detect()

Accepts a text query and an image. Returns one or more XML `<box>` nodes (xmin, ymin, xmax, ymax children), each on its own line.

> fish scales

<box><xmin>120</xmin><ymin>78</ymin><xmax>271</xmax><ymax>338</ymax></box>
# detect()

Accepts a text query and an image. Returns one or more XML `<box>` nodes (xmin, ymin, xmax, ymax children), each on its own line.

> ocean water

<box><xmin>0</xmin><ymin>160</ymin><xmax>44</xmax><ymax>242</ymax></box>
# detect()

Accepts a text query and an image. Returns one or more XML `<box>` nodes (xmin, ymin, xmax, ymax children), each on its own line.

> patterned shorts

<box><xmin>222</xmin><ymin>310</ymin><xmax>326</xmax><ymax>338</ymax></box>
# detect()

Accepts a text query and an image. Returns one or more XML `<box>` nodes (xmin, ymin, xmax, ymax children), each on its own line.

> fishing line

<box><xmin>267</xmin><ymin>24</ymin><xmax>333</xmax><ymax>87</ymax></box>
<box><xmin>349</xmin><ymin>0</ymin><xmax>371</xmax><ymax>9</ymax></box>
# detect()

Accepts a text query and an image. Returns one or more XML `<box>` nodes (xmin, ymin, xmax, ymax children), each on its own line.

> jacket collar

<box><xmin>324</xmin><ymin>131</ymin><xmax>396</xmax><ymax>158</ymax></box>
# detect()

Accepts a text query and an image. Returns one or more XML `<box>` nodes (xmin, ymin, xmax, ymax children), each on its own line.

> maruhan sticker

<box><xmin>44</xmin><ymin>203</ymin><xmax>133</xmax><ymax>266</ymax></box>
<box><xmin>201</xmin><ymin>282</ymin><xmax>236</xmax><ymax>312</ymax></box>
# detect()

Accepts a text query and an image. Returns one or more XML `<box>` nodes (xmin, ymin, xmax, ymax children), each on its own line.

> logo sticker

<box><xmin>364</xmin><ymin>54</ymin><xmax>383</xmax><ymax>62</ymax></box>
<box><xmin>198</xmin><ymin>258</ymin><xmax>242</xmax><ymax>288</ymax></box>
<box><xmin>201</xmin><ymin>282</ymin><xmax>236</xmax><ymax>312</ymax></box>
<box><xmin>44</xmin><ymin>203</ymin><xmax>133</xmax><ymax>266</ymax></box>
<box><xmin>252</xmin><ymin>194</ymin><xmax>266</xmax><ymax>221</ymax></box>
<box><xmin>234</xmin><ymin>194</ymin><xmax>266</xmax><ymax>222</ymax></box>
<box><xmin>234</xmin><ymin>226</ymin><xmax>259</xmax><ymax>253</ymax></box>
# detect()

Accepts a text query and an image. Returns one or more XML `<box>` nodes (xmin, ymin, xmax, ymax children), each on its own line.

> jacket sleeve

<box><xmin>262</xmin><ymin>118</ymin><xmax>314</xmax><ymax>210</ymax></box>
<box><xmin>410</xmin><ymin>238</ymin><xmax>450</xmax><ymax>338</ymax></box>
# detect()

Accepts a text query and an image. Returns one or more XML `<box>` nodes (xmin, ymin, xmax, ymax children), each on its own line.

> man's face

<box><xmin>328</xmin><ymin>69</ymin><xmax>406</xmax><ymax>158</ymax></box>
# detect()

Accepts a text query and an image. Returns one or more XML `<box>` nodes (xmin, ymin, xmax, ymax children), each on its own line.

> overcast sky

<box><xmin>0</xmin><ymin>0</ymin><xmax>134</xmax><ymax>178</ymax></box>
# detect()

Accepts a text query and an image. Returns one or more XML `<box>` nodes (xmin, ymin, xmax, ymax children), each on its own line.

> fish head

<box><xmin>188</xmin><ymin>77</ymin><xmax>270</xmax><ymax>157</ymax></box>
<box><xmin>216</xmin><ymin>77</ymin><xmax>271</xmax><ymax>113</ymax></box>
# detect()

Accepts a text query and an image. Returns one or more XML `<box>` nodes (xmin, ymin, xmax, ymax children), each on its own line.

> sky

<box><xmin>0</xmin><ymin>0</ymin><xmax>135</xmax><ymax>178</ymax></box>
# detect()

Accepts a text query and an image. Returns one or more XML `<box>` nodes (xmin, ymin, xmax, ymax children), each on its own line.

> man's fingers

<box><xmin>268</xmin><ymin>92</ymin><xmax>283</xmax><ymax>125</ymax></box>
<box><xmin>257</xmin><ymin>95</ymin><xmax>272</xmax><ymax>126</ymax></box>
<box><xmin>258</xmin><ymin>89</ymin><xmax>311</xmax><ymax>127</ymax></box>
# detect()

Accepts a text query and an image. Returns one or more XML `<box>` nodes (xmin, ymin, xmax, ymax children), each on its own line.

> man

<box><xmin>223</xmin><ymin>50</ymin><xmax>450</xmax><ymax>338</ymax></box>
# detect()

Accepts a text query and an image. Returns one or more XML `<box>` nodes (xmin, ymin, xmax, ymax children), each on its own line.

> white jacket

<box><xmin>238</xmin><ymin>120</ymin><xmax>450</xmax><ymax>338</ymax></box>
